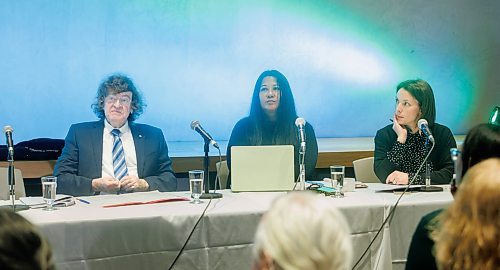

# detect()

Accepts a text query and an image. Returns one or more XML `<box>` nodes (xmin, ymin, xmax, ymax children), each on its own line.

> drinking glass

<box><xmin>189</xmin><ymin>170</ymin><xmax>204</xmax><ymax>204</ymax></box>
<box><xmin>41</xmin><ymin>176</ymin><xmax>58</xmax><ymax>211</ymax></box>
<box><xmin>330</xmin><ymin>165</ymin><xmax>345</xmax><ymax>198</ymax></box>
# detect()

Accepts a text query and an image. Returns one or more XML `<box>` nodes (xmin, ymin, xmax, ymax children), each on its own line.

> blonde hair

<box><xmin>435</xmin><ymin>158</ymin><xmax>500</xmax><ymax>270</ymax></box>
<box><xmin>253</xmin><ymin>192</ymin><xmax>352</xmax><ymax>270</ymax></box>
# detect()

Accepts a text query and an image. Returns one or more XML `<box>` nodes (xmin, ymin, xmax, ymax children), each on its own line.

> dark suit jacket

<box><xmin>54</xmin><ymin>120</ymin><xmax>177</xmax><ymax>196</ymax></box>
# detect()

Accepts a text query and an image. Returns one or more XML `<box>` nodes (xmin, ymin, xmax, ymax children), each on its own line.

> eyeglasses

<box><xmin>105</xmin><ymin>95</ymin><xmax>132</xmax><ymax>105</ymax></box>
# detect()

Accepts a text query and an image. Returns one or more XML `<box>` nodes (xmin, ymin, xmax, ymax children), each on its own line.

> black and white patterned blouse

<box><xmin>374</xmin><ymin>123</ymin><xmax>457</xmax><ymax>185</ymax></box>
<box><xmin>387</xmin><ymin>130</ymin><xmax>433</xmax><ymax>185</ymax></box>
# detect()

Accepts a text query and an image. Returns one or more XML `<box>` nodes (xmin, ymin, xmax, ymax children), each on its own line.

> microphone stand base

<box><xmin>419</xmin><ymin>186</ymin><xmax>444</xmax><ymax>192</ymax></box>
<box><xmin>0</xmin><ymin>204</ymin><xmax>30</xmax><ymax>212</ymax></box>
<box><xmin>200</xmin><ymin>192</ymin><xmax>223</xmax><ymax>199</ymax></box>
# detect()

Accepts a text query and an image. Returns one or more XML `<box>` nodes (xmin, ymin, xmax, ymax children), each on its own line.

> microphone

<box><xmin>450</xmin><ymin>148</ymin><xmax>462</xmax><ymax>193</ymax></box>
<box><xmin>295</xmin><ymin>117</ymin><xmax>307</xmax><ymax>191</ymax></box>
<box><xmin>3</xmin><ymin>125</ymin><xmax>14</xmax><ymax>158</ymax></box>
<box><xmin>295</xmin><ymin>118</ymin><xmax>306</xmax><ymax>152</ymax></box>
<box><xmin>417</xmin><ymin>119</ymin><xmax>434</xmax><ymax>144</ymax></box>
<box><xmin>190</xmin><ymin>120</ymin><xmax>219</xmax><ymax>149</ymax></box>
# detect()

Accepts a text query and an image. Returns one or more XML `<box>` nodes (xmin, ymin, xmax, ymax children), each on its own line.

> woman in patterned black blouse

<box><xmin>374</xmin><ymin>79</ymin><xmax>457</xmax><ymax>185</ymax></box>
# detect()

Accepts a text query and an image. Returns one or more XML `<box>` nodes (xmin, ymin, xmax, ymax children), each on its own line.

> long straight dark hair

<box><xmin>248</xmin><ymin>70</ymin><xmax>298</xmax><ymax>145</ymax></box>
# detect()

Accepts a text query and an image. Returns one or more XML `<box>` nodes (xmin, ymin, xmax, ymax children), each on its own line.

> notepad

<box><xmin>230</xmin><ymin>145</ymin><xmax>295</xmax><ymax>192</ymax></box>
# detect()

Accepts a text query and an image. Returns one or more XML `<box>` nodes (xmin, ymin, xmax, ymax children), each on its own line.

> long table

<box><xmin>6</xmin><ymin>185</ymin><xmax>452</xmax><ymax>270</ymax></box>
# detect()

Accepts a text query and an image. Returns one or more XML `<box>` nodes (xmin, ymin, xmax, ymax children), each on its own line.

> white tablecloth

<box><xmin>4</xmin><ymin>185</ymin><xmax>452</xmax><ymax>270</ymax></box>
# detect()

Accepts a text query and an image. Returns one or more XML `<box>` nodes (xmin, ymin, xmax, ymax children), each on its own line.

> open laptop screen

<box><xmin>230</xmin><ymin>145</ymin><xmax>295</xmax><ymax>192</ymax></box>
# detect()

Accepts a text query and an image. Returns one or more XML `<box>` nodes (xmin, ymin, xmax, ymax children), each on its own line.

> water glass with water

<box><xmin>189</xmin><ymin>170</ymin><xmax>204</xmax><ymax>204</ymax></box>
<box><xmin>41</xmin><ymin>176</ymin><xmax>58</xmax><ymax>211</ymax></box>
<box><xmin>330</xmin><ymin>165</ymin><xmax>345</xmax><ymax>198</ymax></box>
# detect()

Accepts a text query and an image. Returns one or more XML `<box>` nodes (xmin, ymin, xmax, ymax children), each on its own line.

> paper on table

<box><xmin>369</xmin><ymin>183</ymin><xmax>422</xmax><ymax>192</ymax></box>
<box><xmin>102</xmin><ymin>197</ymin><xmax>190</xmax><ymax>208</ymax></box>
<box><xmin>20</xmin><ymin>195</ymin><xmax>70</xmax><ymax>206</ymax></box>
<box><xmin>20</xmin><ymin>195</ymin><xmax>74</xmax><ymax>209</ymax></box>
<box><xmin>19</xmin><ymin>194</ymin><xmax>75</xmax><ymax>209</ymax></box>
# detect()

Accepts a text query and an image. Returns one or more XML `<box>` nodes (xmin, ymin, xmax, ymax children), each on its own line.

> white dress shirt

<box><xmin>102</xmin><ymin>120</ymin><xmax>138</xmax><ymax>179</ymax></box>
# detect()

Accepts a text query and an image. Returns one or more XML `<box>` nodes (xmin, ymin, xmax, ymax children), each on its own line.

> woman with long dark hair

<box><xmin>226</xmin><ymin>70</ymin><xmax>318</xmax><ymax>187</ymax></box>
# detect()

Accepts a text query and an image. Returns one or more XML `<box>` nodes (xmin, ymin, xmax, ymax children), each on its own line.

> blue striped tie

<box><xmin>111</xmin><ymin>129</ymin><xmax>128</xmax><ymax>180</ymax></box>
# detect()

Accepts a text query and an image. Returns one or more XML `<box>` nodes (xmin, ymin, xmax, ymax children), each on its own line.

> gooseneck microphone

<box><xmin>418</xmin><ymin>118</ymin><xmax>442</xmax><ymax>192</ymax></box>
<box><xmin>418</xmin><ymin>119</ymin><xmax>434</xmax><ymax>144</ymax></box>
<box><xmin>190</xmin><ymin>120</ymin><xmax>219</xmax><ymax>149</ymax></box>
<box><xmin>3</xmin><ymin>125</ymin><xmax>14</xmax><ymax>158</ymax></box>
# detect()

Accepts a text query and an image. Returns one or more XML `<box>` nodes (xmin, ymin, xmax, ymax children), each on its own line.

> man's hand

<box><xmin>120</xmin><ymin>175</ymin><xmax>149</xmax><ymax>192</ymax></box>
<box><xmin>92</xmin><ymin>177</ymin><xmax>121</xmax><ymax>193</ymax></box>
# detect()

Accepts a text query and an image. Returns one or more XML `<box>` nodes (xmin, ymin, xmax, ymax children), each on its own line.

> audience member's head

<box><xmin>435</xmin><ymin>158</ymin><xmax>500</xmax><ymax>270</ymax></box>
<box><xmin>460</xmin><ymin>123</ymin><xmax>500</xmax><ymax>178</ymax></box>
<box><xmin>253</xmin><ymin>192</ymin><xmax>352</xmax><ymax>270</ymax></box>
<box><xmin>0</xmin><ymin>209</ymin><xmax>54</xmax><ymax>270</ymax></box>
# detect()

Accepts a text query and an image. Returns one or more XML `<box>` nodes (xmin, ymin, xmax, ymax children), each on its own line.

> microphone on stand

<box><xmin>1</xmin><ymin>125</ymin><xmax>29</xmax><ymax>212</ymax></box>
<box><xmin>189</xmin><ymin>121</ymin><xmax>222</xmax><ymax>199</ymax></box>
<box><xmin>190</xmin><ymin>121</ymin><xmax>219</xmax><ymax>149</ymax></box>
<box><xmin>295</xmin><ymin>118</ymin><xmax>306</xmax><ymax>153</ymax></box>
<box><xmin>4</xmin><ymin>126</ymin><xmax>14</xmax><ymax>158</ymax></box>
<box><xmin>417</xmin><ymin>119</ymin><xmax>443</xmax><ymax>192</ymax></box>
<box><xmin>418</xmin><ymin>119</ymin><xmax>435</xmax><ymax>144</ymax></box>
<box><xmin>295</xmin><ymin>118</ymin><xmax>306</xmax><ymax>190</ymax></box>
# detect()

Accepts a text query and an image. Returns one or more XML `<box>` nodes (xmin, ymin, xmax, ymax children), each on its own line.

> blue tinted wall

<box><xmin>1</xmin><ymin>0</ymin><xmax>499</xmax><ymax>143</ymax></box>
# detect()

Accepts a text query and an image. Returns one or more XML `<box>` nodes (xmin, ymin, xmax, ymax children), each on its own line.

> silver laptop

<box><xmin>230</xmin><ymin>145</ymin><xmax>295</xmax><ymax>192</ymax></box>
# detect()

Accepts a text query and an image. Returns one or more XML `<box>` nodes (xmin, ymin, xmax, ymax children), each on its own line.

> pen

<box><xmin>77</xmin><ymin>198</ymin><xmax>91</xmax><ymax>204</ymax></box>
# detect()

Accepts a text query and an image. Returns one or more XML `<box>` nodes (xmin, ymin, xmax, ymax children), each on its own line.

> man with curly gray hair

<box><xmin>55</xmin><ymin>74</ymin><xmax>176</xmax><ymax>196</ymax></box>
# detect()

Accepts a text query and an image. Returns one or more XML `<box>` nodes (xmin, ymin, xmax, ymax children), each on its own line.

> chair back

<box><xmin>215</xmin><ymin>160</ymin><xmax>229</xmax><ymax>189</ymax></box>
<box><xmin>352</xmin><ymin>157</ymin><xmax>380</xmax><ymax>183</ymax></box>
<box><xmin>0</xmin><ymin>167</ymin><xmax>26</xmax><ymax>200</ymax></box>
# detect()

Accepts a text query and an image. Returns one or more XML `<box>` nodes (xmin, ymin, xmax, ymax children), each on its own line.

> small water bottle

<box><xmin>425</xmin><ymin>161</ymin><xmax>431</xmax><ymax>187</ymax></box>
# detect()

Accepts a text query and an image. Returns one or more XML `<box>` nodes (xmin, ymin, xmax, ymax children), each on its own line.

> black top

<box><xmin>406</xmin><ymin>209</ymin><xmax>443</xmax><ymax>270</ymax></box>
<box><xmin>374</xmin><ymin>123</ymin><xmax>457</xmax><ymax>185</ymax></box>
<box><xmin>226</xmin><ymin>117</ymin><xmax>318</xmax><ymax>187</ymax></box>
